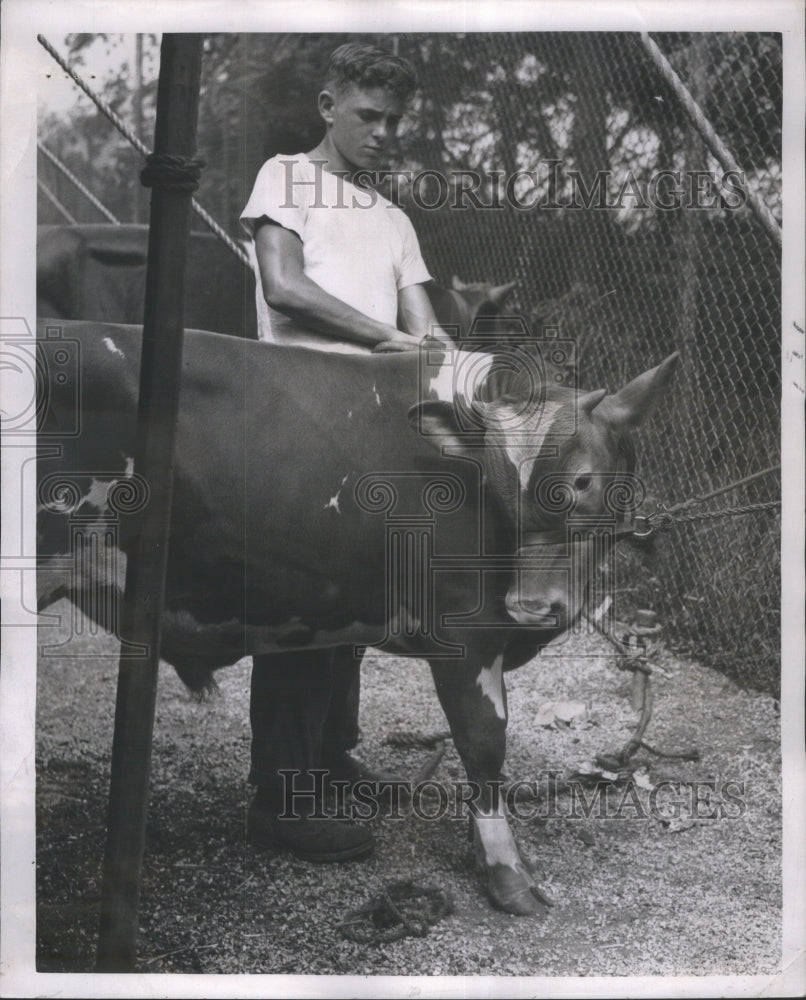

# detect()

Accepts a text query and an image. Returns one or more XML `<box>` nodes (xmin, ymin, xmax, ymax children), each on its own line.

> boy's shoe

<box><xmin>246</xmin><ymin>791</ymin><xmax>375</xmax><ymax>862</ymax></box>
<box><xmin>323</xmin><ymin>751</ymin><xmax>401</xmax><ymax>788</ymax></box>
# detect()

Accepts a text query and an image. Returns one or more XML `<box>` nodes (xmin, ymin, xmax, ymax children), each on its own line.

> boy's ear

<box><xmin>318</xmin><ymin>90</ymin><xmax>335</xmax><ymax>125</ymax></box>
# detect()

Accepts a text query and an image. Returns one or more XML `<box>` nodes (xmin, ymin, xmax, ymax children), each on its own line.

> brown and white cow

<box><xmin>37</xmin><ymin>319</ymin><xmax>677</xmax><ymax>915</ymax></box>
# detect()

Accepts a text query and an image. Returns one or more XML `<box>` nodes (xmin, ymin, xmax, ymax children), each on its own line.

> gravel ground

<box><xmin>36</xmin><ymin>600</ymin><xmax>782</xmax><ymax>978</ymax></box>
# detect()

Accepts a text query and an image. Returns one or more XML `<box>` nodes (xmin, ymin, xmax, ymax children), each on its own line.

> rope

<box><xmin>659</xmin><ymin>463</ymin><xmax>780</xmax><ymax>514</ymax></box>
<box><xmin>37</xmin><ymin>34</ymin><xmax>251</xmax><ymax>270</ymax></box>
<box><xmin>338</xmin><ymin>880</ymin><xmax>453</xmax><ymax>944</ymax></box>
<box><xmin>636</xmin><ymin>464</ymin><xmax>781</xmax><ymax>536</ymax></box>
<box><xmin>37</xmin><ymin>178</ymin><xmax>77</xmax><ymax>224</ymax></box>
<box><xmin>38</xmin><ymin>141</ymin><xmax>120</xmax><ymax>223</ymax></box>
<box><xmin>383</xmin><ymin>730</ymin><xmax>451</xmax><ymax>749</ymax></box>
<box><xmin>140</xmin><ymin>153</ymin><xmax>205</xmax><ymax>193</ymax></box>
<box><xmin>640</xmin><ymin>33</ymin><xmax>782</xmax><ymax>251</ymax></box>
<box><xmin>636</xmin><ymin>741</ymin><xmax>700</xmax><ymax>762</ymax></box>
<box><xmin>651</xmin><ymin>499</ymin><xmax>780</xmax><ymax>531</ymax></box>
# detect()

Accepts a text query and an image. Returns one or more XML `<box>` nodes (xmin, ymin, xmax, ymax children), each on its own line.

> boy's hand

<box><xmin>373</xmin><ymin>332</ymin><xmax>428</xmax><ymax>353</ymax></box>
<box><xmin>428</xmin><ymin>327</ymin><xmax>456</xmax><ymax>346</ymax></box>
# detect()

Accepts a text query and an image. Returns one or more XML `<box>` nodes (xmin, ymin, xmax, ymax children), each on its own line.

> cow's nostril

<box><xmin>550</xmin><ymin>602</ymin><xmax>568</xmax><ymax>626</ymax></box>
<box><xmin>505</xmin><ymin>595</ymin><xmax>563</xmax><ymax>625</ymax></box>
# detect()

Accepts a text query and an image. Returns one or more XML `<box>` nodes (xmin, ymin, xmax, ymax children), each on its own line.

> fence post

<box><xmin>640</xmin><ymin>31</ymin><xmax>782</xmax><ymax>251</ymax></box>
<box><xmin>95</xmin><ymin>33</ymin><xmax>203</xmax><ymax>972</ymax></box>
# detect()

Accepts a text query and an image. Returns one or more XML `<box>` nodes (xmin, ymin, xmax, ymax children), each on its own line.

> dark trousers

<box><xmin>249</xmin><ymin>645</ymin><xmax>360</xmax><ymax>792</ymax></box>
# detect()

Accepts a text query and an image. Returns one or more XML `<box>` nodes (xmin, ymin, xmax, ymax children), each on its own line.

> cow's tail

<box><xmin>161</xmin><ymin>611</ymin><xmax>248</xmax><ymax>700</ymax></box>
<box><xmin>171</xmin><ymin>662</ymin><xmax>220</xmax><ymax>701</ymax></box>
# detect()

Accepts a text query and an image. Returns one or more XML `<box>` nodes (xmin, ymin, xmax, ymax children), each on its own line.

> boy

<box><xmin>239</xmin><ymin>42</ymin><xmax>449</xmax><ymax>861</ymax></box>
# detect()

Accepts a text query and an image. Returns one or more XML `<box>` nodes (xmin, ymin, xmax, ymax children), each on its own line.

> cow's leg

<box><xmin>429</xmin><ymin>654</ymin><xmax>541</xmax><ymax>916</ymax></box>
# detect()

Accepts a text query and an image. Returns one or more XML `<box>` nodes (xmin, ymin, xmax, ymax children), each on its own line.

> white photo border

<box><xmin>2</xmin><ymin>2</ymin><xmax>803</xmax><ymax>997</ymax></box>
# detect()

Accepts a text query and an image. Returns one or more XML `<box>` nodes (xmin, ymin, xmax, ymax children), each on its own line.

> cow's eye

<box><xmin>574</xmin><ymin>475</ymin><xmax>592</xmax><ymax>491</ymax></box>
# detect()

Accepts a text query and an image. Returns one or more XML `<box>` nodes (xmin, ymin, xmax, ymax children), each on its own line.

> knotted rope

<box><xmin>140</xmin><ymin>153</ymin><xmax>206</xmax><ymax>194</ymax></box>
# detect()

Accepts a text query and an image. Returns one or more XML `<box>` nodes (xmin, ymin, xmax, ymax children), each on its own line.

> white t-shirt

<box><xmin>240</xmin><ymin>153</ymin><xmax>432</xmax><ymax>354</ymax></box>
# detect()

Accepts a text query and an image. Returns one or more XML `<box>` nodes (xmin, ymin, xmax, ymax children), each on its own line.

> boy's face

<box><xmin>319</xmin><ymin>84</ymin><xmax>407</xmax><ymax>171</ymax></box>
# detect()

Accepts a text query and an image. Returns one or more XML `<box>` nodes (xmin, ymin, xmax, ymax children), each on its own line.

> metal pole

<box><xmin>37</xmin><ymin>141</ymin><xmax>121</xmax><ymax>223</ymax></box>
<box><xmin>640</xmin><ymin>32</ymin><xmax>782</xmax><ymax>251</ymax></box>
<box><xmin>95</xmin><ymin>34</ymin><xmax>203</xmax><ymax>972</ymax></box>
<box><xmin>133</xmin><ymin>33</ymin><xmax>144</xmax><ymax>224</ymax></box>
<box><xmin>37</xmin><ymin>177</ymin><xmax>77</xmax><ymax>224</ymax></box>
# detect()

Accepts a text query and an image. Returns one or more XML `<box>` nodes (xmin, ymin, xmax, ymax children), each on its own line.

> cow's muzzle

<box><xmin>504</xmin><ymin>594</ymin><xmax>568</xmax><ymax>630</ymax></box>
<box><xmin>504</xmin><ymin>531</ymin><xmax>591</xmax><ymax>630</ymax></box>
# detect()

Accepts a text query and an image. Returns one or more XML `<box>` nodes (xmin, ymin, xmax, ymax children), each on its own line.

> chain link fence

<box><xmin>37</xmin><ymin>31</ymin><xmax>782</xmax><ymax>693</ymax></box>
<box><xmin>392</xmin><ymin>31</ymin><xmax>781</xmax><ymax>694</ymax></box>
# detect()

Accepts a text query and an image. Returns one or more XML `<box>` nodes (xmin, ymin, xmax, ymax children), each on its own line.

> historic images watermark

<box><xmin>280</xmin><ymin>158</ymin><xmax>748</xmax><ymax>212</ymax></box>
<box><xmin>349</xmin><ymin>331</ymin><xmax>642</xmax><ymax>657</ymax></box>
<box><xmin>32</xmin><ymin>320</ymin><xmax>639</xmax><ymax>657</ymax></box>
<box><xmin>278</xmin><ymin>769</ymin><xmax>747</xmax><ymax>823</ymax></box>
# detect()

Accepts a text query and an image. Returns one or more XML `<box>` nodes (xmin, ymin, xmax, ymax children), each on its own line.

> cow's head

<box><xmin>450</xmin><ymin>274</ymin><xmax>518</xmax><ymax>316</ymax></box>
<box><xmin>410</xmin><ymin>352</ymin><xmax>679</xmax><ymax>632</ymax></box>
<box><xmin>426</xmin><ymin>277</ymin><xmax>518</xmax><ymax>344</ymax></box>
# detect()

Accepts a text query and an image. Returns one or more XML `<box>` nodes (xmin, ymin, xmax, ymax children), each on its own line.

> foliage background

<box><xmin>37</xmin><ymin>31</ymin><xmax>783</xmax><ymax>694</ymax></box>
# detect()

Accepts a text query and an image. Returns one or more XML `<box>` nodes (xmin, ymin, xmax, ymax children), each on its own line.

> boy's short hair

<box><xmin>324</xmin><ymin>43</ymin><xmax>417</xmax><ymax>102</ymax></box>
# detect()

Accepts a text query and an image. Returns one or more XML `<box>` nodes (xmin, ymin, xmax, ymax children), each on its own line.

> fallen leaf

<box><xmin>553</xmin><ymin>700</ymin><xmax>587</xmax><ymax>723</ymax></box>
<box><xmin>666</xmin><ymin>819</ymin><xmax>696</xmax><ymax>834</ymax></box>
<box><xmin>535</xmin><ymin>704</ymin><xmax>557</xmax><ymax>726</ymax></box>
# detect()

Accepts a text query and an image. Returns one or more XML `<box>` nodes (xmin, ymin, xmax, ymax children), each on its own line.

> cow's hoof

<box><xmin>484</xmin><ymin>863</ymin><xmax>543</xmax><ymax>916</ymax></box>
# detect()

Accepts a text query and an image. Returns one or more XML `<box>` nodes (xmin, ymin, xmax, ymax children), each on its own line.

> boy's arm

<box><xmin>255</xmin><ymin>220</ymin><xmax>421</xmax><ymax>350</ymax></box>
<box><xmin>397</xmin><ymin>283</ymin><xmax>453</xmax><ymax>343</ymax></box>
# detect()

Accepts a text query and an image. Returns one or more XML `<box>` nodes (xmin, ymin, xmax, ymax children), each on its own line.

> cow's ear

<box><xmin>578</xmin><ymin>388</ymin><xmax>607</xmax><ymax>415</ymax></box>
<box><xmin>598</xmin><ymin>352</ymin><xmax>679</xmax><ymax>429</ymax></box>
<box><xmin>487</xmin><ymin>280</ymin><xmax>517</xmax><ymax>307</ymax></box>
<box><xmin>408</xmin><ymin>400</ymin><xmax>472</xmax><ymax>454</ymax></box>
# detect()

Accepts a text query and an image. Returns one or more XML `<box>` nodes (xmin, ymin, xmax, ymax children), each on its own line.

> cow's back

<box><xmin>166</xmin><ymin>334</ymin><xmax>477</xmax><ymax>631</ymax></box>
<box><xmin>37</xmin><ymin>224</ymin><xmax>257</xmax><ymax>338</ymax></box>
<box><xmin>37</xmin><ymin>322</ymin><xmax>487</xmax><ymax>652</ymax></box>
